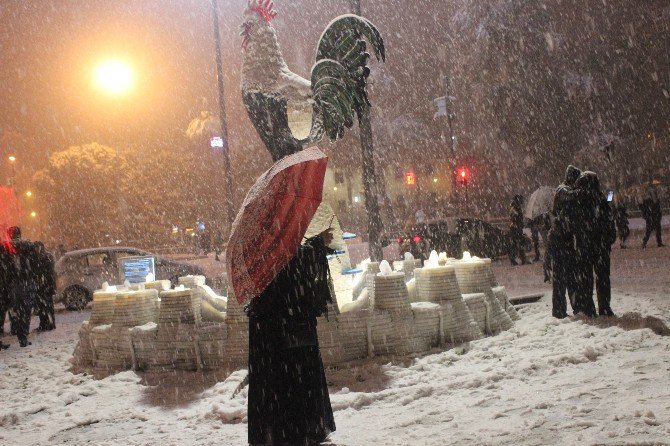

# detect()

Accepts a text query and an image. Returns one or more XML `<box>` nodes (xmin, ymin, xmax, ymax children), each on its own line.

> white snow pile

<box><xmin>6</xmin><ymin>236</ymin><xmax>670</xmax><ymax>445</ymax></box>
<box><xmin>1</xmin><ymin>289</ymin><xmax>669</xmax><ymax>445</ymax></box>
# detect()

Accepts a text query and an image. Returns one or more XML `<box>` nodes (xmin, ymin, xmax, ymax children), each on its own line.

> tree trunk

<box><xmin>359</xmin><ymin>105</ymin><xmax>383</xmax><ymax>261</ymax></box>
<box><xmin>350</xmin><ymin>0</ymin><xmax>383</xmax><ymax>261</ymax></box>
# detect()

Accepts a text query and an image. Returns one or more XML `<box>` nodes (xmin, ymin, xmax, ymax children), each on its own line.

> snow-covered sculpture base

<box><xmin>73</xmin><ymin>258</ymin><xmax>518</xmax><ymax>377</ymax></box>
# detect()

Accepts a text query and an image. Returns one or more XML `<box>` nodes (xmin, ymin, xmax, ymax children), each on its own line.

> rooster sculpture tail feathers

<box><xmin>310</xmin><ymin>14</ymin><xmax>385</xmax><ymax>143</ymax></box>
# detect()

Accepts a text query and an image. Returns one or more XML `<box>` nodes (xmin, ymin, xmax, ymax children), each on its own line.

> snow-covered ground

<box><xmin>2</xmin><ymin>232</ymin><xmax>669</xmax><ymax>445</ymax></box>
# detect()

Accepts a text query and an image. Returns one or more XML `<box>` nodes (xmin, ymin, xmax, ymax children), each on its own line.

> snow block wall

<box><xmin>73</xmin><ymin>259</ymin><xmax>518</xmax><ymax>378</ymax></box>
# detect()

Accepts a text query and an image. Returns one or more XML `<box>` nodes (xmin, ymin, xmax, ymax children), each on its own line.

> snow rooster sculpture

<box><xmin>241</xmin><ymin>0</ymin><xmax>385</xmax><ymax>162</ymax></box>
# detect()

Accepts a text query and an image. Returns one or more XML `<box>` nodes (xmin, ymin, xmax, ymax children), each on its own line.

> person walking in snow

<box><xmin>613</xmin><ymin>200</ymin><xmax>630</xmax><ymax>249</ymax></box>
<box><xmin>508</xmin><ymin>195</ymin><xmax>528</xmax><ymax>266</ymax></box>
<box><xmin>548</xmin><ymin>165</ymin><xmax>581</xmax><ymax>318</ymax></box>
<box><xmin>641</xmin><ymin>191</ymin><xmax>664</xmax><ymax>249</ymax></box>
<box><xmin>7</xmin><ymin>227</ymin><xmax>39</xmax><ymax>347</ymax></box>
<box><xmin>34</xmin><ymin>242</ymin><xmax>56</xmax><ymax>331</ymax></box>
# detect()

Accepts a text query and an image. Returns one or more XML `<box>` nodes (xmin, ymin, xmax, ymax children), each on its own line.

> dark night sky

<box><xmin>1</xmin><ymin>0</ymin><xmax>668</xmax><ymax>193</ymax></box>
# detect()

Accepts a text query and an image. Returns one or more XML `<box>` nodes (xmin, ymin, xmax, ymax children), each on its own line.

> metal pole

<box><xmin>444</xmin><ymin>75</ymin><xmax>457</xmax><ymax>203</ymax></box>
<box><xmin>349</xmin><ymin>0</ymin><xmax>383</xmax><ymax>262</ymax></box>
<box><xmin>444</xmin><ymin>76</ymin><xmax>456</xmax><ymax>156</ymax></box>
<box><xmin>211</xmin><ymin>0</ymin><xmax>235</xmax><ymax>228</ymax></box>
<box><xmin>464</xmin><ymin>179</ymin><xmax>469</xmax><ymax>212</ymax></box>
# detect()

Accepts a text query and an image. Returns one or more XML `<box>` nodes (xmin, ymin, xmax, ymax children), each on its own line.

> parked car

<box><xmin>397</xmin><ymin>218</ymin><xmax>532</xmax><ymax>260</ymax></box>
<box><xmin>55</xmin><ymin>247</ymin><xmax>205</xmax><ymax>311</ymax></box>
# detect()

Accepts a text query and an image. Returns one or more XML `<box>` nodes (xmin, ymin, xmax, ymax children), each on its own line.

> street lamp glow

<box><xmin>25</xmin><ymin>191</ymin><xmax>33</xmax><ymax>197</ymax></box>
<box><xmin>8</xmin><ymin>155</ymin><xmax>16</xmax><ymax>162</ymax></box>
<box><xmin>95</xmin><ymin>60</ymin><xmax>134</xmax><ymax>94</ymax></box>
<box><xmin>30</xmin><ymin>211</ymin><xmax>37</xmax><ymax>218</ymax></box>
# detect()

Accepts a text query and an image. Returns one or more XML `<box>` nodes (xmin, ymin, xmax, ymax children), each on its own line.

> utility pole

<box><xmin>349</xmin><ymin>0</ymin><xmax>383</xmax><ymax>262</ymax></box>
<box><xmin>443</xmin><ymin>74</ymin><xmax>458</xmax><ymax>198</ymax></box>
<box><xmin>211</xmin><ymin>0</ymin><xmax>235</xmax><ymax>230</ymax></box>
<box><xmin>444</xmin><ymin>75</ymin><xmax>457</xmax><ymax>156</ymax></box>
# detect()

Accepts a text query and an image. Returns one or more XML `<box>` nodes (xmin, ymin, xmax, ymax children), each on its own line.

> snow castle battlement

<box><xmin>72</xmin><ymin>257</ymin><xmax>520</xmax><ymax>377</ymax></box>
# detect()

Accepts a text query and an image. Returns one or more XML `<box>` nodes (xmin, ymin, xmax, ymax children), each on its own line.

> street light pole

<box><xmin>211</xmin><ymin>0</ymin><xmax>235</xmax><ymax>229</ymax></box>
<box><xmin>8</xmin><ymin>155</ymin><xmax>16</xmax><ymax>185</ymax></box>
<box><xmin>349</xmin><ymin>0</ymin><xmax>383</xmax><ymax>262</ymax></box>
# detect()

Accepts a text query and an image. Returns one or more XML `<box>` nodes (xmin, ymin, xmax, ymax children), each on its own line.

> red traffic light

<box><xmin>457</xmin><ymin>166</ymin><xmax>470</xmax><ymax>183</ymax></box>
<box><xmin>405</xmin><ymin>171</ymin><xmax>416</xmax><ymax>186</ymax></box>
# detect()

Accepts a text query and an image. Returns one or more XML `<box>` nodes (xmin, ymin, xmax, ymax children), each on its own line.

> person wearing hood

<box><xmin>547</xmin><ymin>165</ymin><xmax>581</xmax><ymax>318</ymax></box>
<box><xmin>571</xmin><ymin>171</ymin><xmax>600</xmax><ymax>318</ymax></box>
<box><xmin>508</xmin><ymin>195</ymin><xmax>528</xmax><ymax>266</ymax></box>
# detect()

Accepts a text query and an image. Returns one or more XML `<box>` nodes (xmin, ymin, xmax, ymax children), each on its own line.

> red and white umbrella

<box><xmin>226</xmin><ymin>147</ymin><xmax>328</xmax><ymax>304</ymax></box>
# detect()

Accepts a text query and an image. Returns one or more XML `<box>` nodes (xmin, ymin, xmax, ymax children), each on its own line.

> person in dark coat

<box><xmin>34</xmin><ymin>242</ymin><xmax>56</xmax><ymax>331</ymax></box>
<box><xmin>548</xmin><ymin>165</ymin><xmax>581</xmax><ymax>318</ymax></box>
<box><xmin>641</xmin><ymin>192</ymin><xmax>664</xmax><ymax>249</ymax></box>
<box><xmin>245</xmin><ymin>230</ymin><xmax>336</xmax><ymax>446</ymax></box>
<box><xmin>529</xmin><ymin>212</ymin><xmax>550</xmax><ymax>263</ymax></box>
<box><xmin>0</xmin><ymin>230</ymin><xmax>14</xmax><ymax>349</ymax></box>
<box><xmin>7</xmin><ymin>227</ymin><xmax>39</xmax><ymax>347</ymax></box>
<box><xmin>571</xmin><ymin>172</ymin><xmax>600</xmax><ymax>318</ymax></box>
<box><xmin>613</xmin><ymin>201</ymin><xmax>630</xmax><ymax>249</ymax></box>
<box><xmin>508</xmin><ymin>195</ymin><xmax>528</xmax><ymax>266</ymax></box>
<box><xmin>594</xmin><ymin>190</ymin><xmax>617</xmax><ymax>316</ymax></box>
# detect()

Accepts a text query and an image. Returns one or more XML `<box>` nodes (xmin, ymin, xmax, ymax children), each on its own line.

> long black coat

<box><xmin>35</xmin><ymin>251</ymin><xmax>56</xmax><ymax>297</ymax></box>
<box><xmin>246</xmin><ymin>236</ymin><xmax>335</xmax><ymax>445</ymax></box>
<box><xmin>0</xmin><ymin>243</ymin><xmax>15</xmax><ymax>317</ymax></box>
<box><xmin>10</xmin><ymin>240</ymin><xmax>40</xmax><ymax>307</ymax></box>
<box><xmin>595</xmin><ymin>198</ymin><xmax>617</xmax><ymax>252</ymax></box>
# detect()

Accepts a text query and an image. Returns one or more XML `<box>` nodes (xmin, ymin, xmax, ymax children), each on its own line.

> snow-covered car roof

<box><xmin>59</xmin><ymin>246</ymin><xmax>149</xmax><ymax>259</ymax></box>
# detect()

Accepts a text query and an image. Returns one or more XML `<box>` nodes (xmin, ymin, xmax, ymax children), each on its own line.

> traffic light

<box><xmin>405</xmin><ymin>171</ymin><xmax>416</xmax><ymax>187</ymax></box>
<box><xmin>457</xmin><ymin>167</ymin><xmax>469</xmax><ymax>184</ymax></box>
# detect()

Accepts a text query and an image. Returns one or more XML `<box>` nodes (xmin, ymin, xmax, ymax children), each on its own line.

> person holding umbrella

<box><xmin>226</xmin><ymin>147</ymin><xmax>335</xmax><ymax>445</ymax></box>
<box><xmin>245</xmin><ymin>227</ymin><xmax>336</xmax><ymax>445</ymax></box>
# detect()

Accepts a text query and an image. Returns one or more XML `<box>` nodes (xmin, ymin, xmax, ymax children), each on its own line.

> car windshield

<box><xmin>87</xmin><ymin>253</ymin><xmax>113</xmax><ymax>267</ymax></box>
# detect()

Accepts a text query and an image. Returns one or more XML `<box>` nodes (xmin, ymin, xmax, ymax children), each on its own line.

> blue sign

<box><xmin>118</xmin><ymin>256</ymin><xmax>156</xmax><ymax>284</ymax></box>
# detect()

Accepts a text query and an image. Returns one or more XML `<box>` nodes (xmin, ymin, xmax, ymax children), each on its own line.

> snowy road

<box><xmin>1</xmin><ymin>235</ymin><xmax>669</xmax><ymax>445</ymax></box>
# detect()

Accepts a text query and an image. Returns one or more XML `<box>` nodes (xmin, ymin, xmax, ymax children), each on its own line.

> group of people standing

<box><xmin>548</xmin><ymin>166</ymin><xmax>616</xmax><ymax>319</ymax></box>
<box><xmin>1</xmin><ymin>226</ymin><xmax>56</xmax><ymax>349</ymax></box>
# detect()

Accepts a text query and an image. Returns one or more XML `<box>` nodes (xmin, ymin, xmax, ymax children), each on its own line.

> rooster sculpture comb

<box><xmin>248</xmin><ymin>0</ymin><xmax>277</xmax><ymax>22</ymax></box>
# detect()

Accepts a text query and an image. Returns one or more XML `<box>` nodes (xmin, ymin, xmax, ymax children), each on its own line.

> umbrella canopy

<box><xmin>524</xmin><ymin>186</ymin><xmax>555</xmax><ymax>220</ymax></box>
<box><xmin>226</xmin><ymin>147</ymin><xmax>328</xmax><ymax>304</ymax></box>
